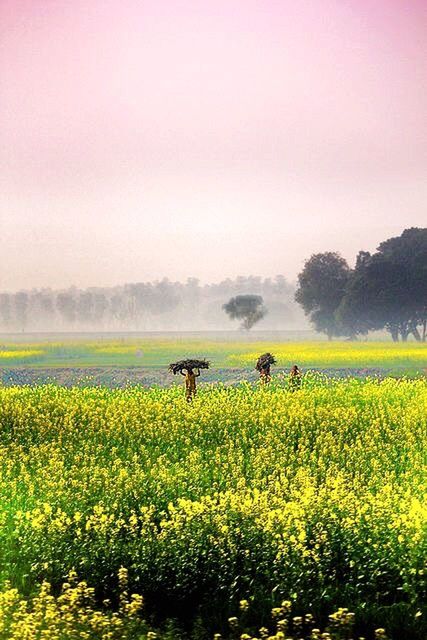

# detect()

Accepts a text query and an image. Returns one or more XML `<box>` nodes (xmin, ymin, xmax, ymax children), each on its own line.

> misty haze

<box><xmin>0</xmin><ymin>275</ymin><xmax>306</xmax><ymax>333</ymax></box>
<box><xmin>1</xmin><ymin>1</ymin><xmax>426</xmax><ymax>293</ymax></box>
<box><xmin>0</xmin><ymin>2</ymin><xmax>426</xmax><ymax>640</ymax></box>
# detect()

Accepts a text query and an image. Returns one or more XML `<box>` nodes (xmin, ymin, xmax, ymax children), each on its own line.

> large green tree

<box><xmin>295</xmin><ymin>252</ymin><xmax>352</xmax><ymax>339</ymax></box>
<box><xmin>338</xmin><ymin>228</ymin><xmax>427</xmax><ymax>341</ymax></box>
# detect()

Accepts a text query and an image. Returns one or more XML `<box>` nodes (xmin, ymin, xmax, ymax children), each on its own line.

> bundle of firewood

<box><xmin>255</xmin><ymin>352</ymin><xmax>277</xmax><ymax>371</ymax></box>
<box><xmin>168</xmin><ymin>359</ymin><xmax>210</xmax><ymax>375</ymax></box>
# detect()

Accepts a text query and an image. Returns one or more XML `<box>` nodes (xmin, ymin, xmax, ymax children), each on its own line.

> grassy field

<box><xmin>0</xmin><ymin>335</ymin><xmax>426</xmax><ymax>374</ymax></box>
<box><xmin>0</xmin><ymin>377</ymin><xmax>425</xmax><ymax>639</ymax></box>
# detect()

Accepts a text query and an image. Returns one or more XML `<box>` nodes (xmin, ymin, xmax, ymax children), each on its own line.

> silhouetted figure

<box><xmin>256</xmin><ymin>352</ymin><xmax>276</xmax><ymax>385</ymax></box>
<box><xmin>259</xmin><ymin>364</ymin><xmax>272</xmax><ymax>385</ymax></box>
<box><xmin>181</xmin><ymin>367</ymin><xmax>200</xmax><ymax>402</ymax></box>
<box><xmin>169</xmin><ymin>359</ymin><xmax>209</xmax><ymax>402</ymax></box>
<box><xmin>289</xmin><ymin>365</ymin><xmax>302</xmax><ymax>391</ymax></box>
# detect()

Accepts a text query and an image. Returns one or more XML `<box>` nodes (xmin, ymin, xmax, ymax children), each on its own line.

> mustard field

<box><xmin>0</xmin><ymin>338</ymin><xmax>426</xmax><ymax>374</ymax></box>
<box><xmin>0</xmin><ymin>377</ymin><xmax>425</xmax><ymax>639</ymax></box>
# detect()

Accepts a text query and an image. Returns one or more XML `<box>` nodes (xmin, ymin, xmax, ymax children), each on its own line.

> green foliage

<box><xmin>295</xmin><ymin>253</ymin><xmax>351</xmax><ymax>339</ymax></box>
<box><xmin>0</xmin><ymin>379</ymin><xmax>425</xmax><ymax>638</ymax></box>
<box><xmin>337</xmin><ymin>228</ymin><xmax>427</xmax><ymax>342</ymax></box>
<box><xmin>223</xmin><ymin>295</ymin><xmax>268</xmax><ymax>330</ymax></box>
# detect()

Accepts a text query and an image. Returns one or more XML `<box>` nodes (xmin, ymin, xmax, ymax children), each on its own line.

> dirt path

<box><xmin>0</xmin><ymin>366</ymin><xmax>397</xmax><ymax>388</ymax></box>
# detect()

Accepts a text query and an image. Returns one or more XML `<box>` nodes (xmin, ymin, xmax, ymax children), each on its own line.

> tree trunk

<box><xmin>399</xmin><ymin>321</ymin><xmax>410</xmax><ymax>342</ymax></box>
<box><xmin>389</xmin><ymin>326</ymin><xmax>399</xmax><ymax>342</ymax></box>
<box><xmin>411</xmin><ymin>326</ymin><xmax>421</xmax><ymax>342</ymax></box>
<box><xmin>422</xmin><ymin>320</ymin><xmax>427</xmax><ymax>342</ymax></box>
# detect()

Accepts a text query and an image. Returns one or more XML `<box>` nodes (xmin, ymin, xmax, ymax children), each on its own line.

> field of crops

<box><xmin>0</xmin><ymin>336</ymin><xmax>426</xmax><ymax>374</ymax></box>
<box><xmin>0</xmin><ymin>376</ymin><xmax>425</xmax><ymax>639</ymax></box>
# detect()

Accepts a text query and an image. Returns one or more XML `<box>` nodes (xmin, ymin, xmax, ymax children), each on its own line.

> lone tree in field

<box><xmin>295</xmin><ymin>252</ymin><xmax>351</xmax><ymax>340</ymax></box>
<box><xmin>223</xmin><ymin>294</ymin><xmax>267</xmax><ymax>331</ymax></box>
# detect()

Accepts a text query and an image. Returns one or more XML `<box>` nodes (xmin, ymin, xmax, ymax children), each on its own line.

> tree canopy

<box><xmin>338</xmin><ymin>228</ymin><xmax>427</xmax><ymax>341</ymax></box>
<box><xmin>295</xmin><ymin>252</ymin><xmax>352</xmax><ymax>339</ymax></box>
<box><xmin>222</xmin><ymin>294</ymin><xmax>267</xmax><ymax>331</ymax></box>
<box><xmin>296</xmin><ymin>228</ymin><xmax>427</xmax><ymax>341</ymax></box>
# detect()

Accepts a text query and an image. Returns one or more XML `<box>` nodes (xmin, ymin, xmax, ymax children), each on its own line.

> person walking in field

<box><xmin>168</xmin><ymin>358</ymin><xmax>210</xmax><ymax>402</ymax></box>
<box><xmin>259</xmin><ymin>363</ymin><xmax>272</xmax><ymax>385</ymax></box>
<box><xmin>289</xmin><ymin>364</ymin><xmax>302</xmax><ymax>391</ymax></box>
<box><xmin>256</xmin><ymin>353</ymin><xmax>276</xmax><ymax>385</ymax></box>
<box><xmin>181</xmin><ymin>367</ymin><xmax>200</xmax><ymax>402</ymax></box>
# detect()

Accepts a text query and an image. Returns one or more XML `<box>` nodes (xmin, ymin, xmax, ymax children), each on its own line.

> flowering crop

<box><xmin>0</xmin><ymin>377</ymin><xmax>425</xmax><ymax>638</ymax></box>
<box><xmin>0</xmin><ymin>349</ymin><xmax>44</xmax><ymax>361</ymax></box>
<box><xmin>227</xmin><ymin>341</ymin><xmax>427</xmax><ymax>369</ymax></box>
<box><xmin>0</xmin><ymin>338</ymin><xmax>425</xmax><ymax>371</ymax></box>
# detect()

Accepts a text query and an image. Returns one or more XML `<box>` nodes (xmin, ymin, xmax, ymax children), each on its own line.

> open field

<box><xmin>0</xmin><ymin>334</ymin><xmax>426</xmax><ymax>378</ymax></box>
<box><xmin>0</xmin><ymin>334</ymin><xmax>425</xmax><ymax>638</ymax></box>
<box><xmin>0</xmin><ymin>377</ymin><xmax>425</xmax><ymax>639</ymax></box>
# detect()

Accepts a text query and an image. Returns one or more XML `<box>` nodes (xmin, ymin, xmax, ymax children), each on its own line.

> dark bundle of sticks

<box><xmin>255</xmin><ymin>352</ymin><xmax>277</xmax><ymax>371</ymax></box>
<box><xmin>168</xmin><ymin>359</ymin><xmax>210</xmax><ymax>375</ymax></box>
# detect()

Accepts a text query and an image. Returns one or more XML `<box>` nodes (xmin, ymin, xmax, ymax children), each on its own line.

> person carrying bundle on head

<box><xmin>256</xmin><ymin>353</ymin><xmax>276</xmax><ymax>385</ymax></box>
<box><xmin>259</xmin><ymin>363</ymin><xmax>271</xmax><ymax>385</ymax></box>
<box><xmin>289</xmin><ymin>364</ymin><xmax>302</xmax><ymax>392</ymax></box>
<box><xmin>168</xmin><ymin>358</ymin><xmax>210</xmax><ymax>402</ymax></box>
<box><xmin>181</xmin><ymin>366</ymin><xmax>200</xmax><ymax>402</ymax></box>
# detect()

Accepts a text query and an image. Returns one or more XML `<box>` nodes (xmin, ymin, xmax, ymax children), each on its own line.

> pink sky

<box><xmin>1</xmin><ymin>0</ymin><xmax>426</xmax><ymax>291</ymax></box>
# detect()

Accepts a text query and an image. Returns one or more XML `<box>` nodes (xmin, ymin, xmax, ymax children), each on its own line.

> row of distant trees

<box><xmin>295</xmin><ymin>228</ymin><xmax>427</xmax><ymax>341</ymax></box>
<box><xmin>3</xmin><ymin>228</ymin><xmax>424</xmax><ymax>338</ymax></box>
<box><xmin>0</xmin><ymin>275</ymin><xmax>300</xmax><ymax>332</ymax></box>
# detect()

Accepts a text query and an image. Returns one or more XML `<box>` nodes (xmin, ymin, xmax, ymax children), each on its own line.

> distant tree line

<box><xmin>295</xmin><ymin>228</ymin><xmax>427</xmax><ymax>341</ymax></box>
<box><xmin>0</xmin><ymin>275</ymin><xmax>303</xmax><ymax>332</ymax></box>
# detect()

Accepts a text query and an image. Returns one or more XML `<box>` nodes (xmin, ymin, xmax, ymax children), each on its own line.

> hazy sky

<box><xmin>1</xmin><ymin>0</ymin><xmax>426</xmax><ymax>291</ymax></box>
